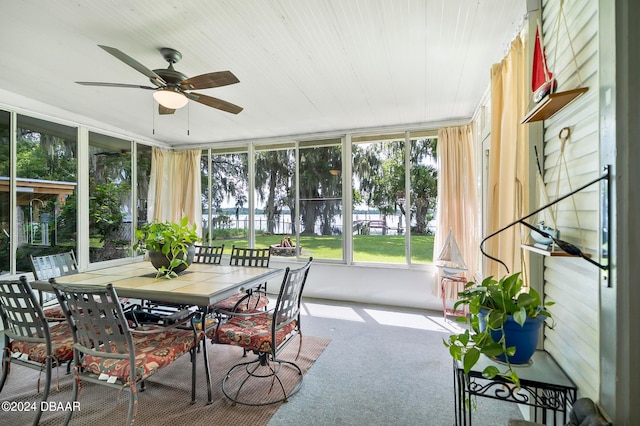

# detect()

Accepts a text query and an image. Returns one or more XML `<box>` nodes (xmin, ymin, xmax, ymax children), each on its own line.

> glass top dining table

<box><xmin>30</xmin><ymin>261</ymin><xmax>284</xmax><ymax>309</ymax></box>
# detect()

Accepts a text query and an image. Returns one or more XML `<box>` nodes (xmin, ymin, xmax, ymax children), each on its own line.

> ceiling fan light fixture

<box><xmin>78</xmin><ymin>45</ymin><xmax>242</xmax><ymax>114</ymax></box>
<box><xmin>153</xmin><ymin>88</ymin><xmax>188</xmax><ymax>109</ymax></box>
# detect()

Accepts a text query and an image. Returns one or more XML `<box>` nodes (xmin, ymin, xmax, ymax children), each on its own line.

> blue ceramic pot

<box><xmin>479</xmin><ymin>310</ymin><xmax>544</xmax><ymax>365</ymax></box>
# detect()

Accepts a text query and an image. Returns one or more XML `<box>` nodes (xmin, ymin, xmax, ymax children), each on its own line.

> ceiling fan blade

<box><xmin>180</xmin><ymin>71</ymin><xmax>239</xmax><ymax>90</ymax></box>
<box><xmin>76</xmin><ymin>81</ymin><xmax>156</xmax><ymax>90</ymax></box>
<box><xmin>186</xmin><ymin>92</ymin><xmax>243</xmax><ymax>114</ymax></box>
<box><xmin>158</xmin><ymin>104</ymin><xmax>176</xmax><ymax>115</ymax></box>
<box><xmin>98</xmin><ymin>45</ymin><xmax>165</xmax><ymax>86</ymax></box>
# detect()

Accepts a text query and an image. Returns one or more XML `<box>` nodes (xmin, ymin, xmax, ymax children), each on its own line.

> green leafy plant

<box><xmin>133</xmin><ymin>216</ymin><xmax>201</xmax><ymax>278</ymax></box>
<box><xmin>443</xmin><ymin>272</ymin><xmax>554</xmax><ymax>387</ymax></box>
<box><xmin>90</xmin><ymin>181</ymin><xmax>125</xmax><ymax>258</ymax></box>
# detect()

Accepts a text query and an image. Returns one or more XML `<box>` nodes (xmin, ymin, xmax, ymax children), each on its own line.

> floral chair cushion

<box><xmin>81</xmin><ymin>327</ymin><xmax>199</xmax><ymax>384</ymax></box>
<box><xmin>214</xmin><ymin>315</ymin><xmax>297</xmax><ymax>353</ymax></box>
<box><xmin>212</xmin><ymin>293</ymin><xmax>269</xmax><ymax>313</ymax></box>
<box><xmin>9</xmin><ymin>322</ymin><xmax>74</xmax><ymax>363</ymax></box>
<box><xmin>43</xmin><ymin>304</ymin><xmax>66</xmax><ymax>320</ymax></box>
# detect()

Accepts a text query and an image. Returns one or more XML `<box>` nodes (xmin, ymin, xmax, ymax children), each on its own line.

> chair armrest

<box><xmin>214</xmin><ymin>307</ymin><xmax>274</xmax><ymax>318</ymax></box>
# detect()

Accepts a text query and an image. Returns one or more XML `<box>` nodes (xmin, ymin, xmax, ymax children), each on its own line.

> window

<box><xmin>298</xmin><ymin>140</ymin><xmax>343</xmax><ymax>261</ymax></box>
<box><xmin>136</xmin><ymin>143</ymin><xmax>152</xmax><ymax>229</ymax></box>
<box><xmin>0</xmin><ymin>110</ymin><xmax>10</xmax><ymax>273</ymax></box>
<box><xmin>201</xmin><ymin>150</ymin><xmax>210</xmax><ymax>242</ymax></box>
<box><xmin>200</xmin><ymin>131</ymin><xmax>436</xmax><ymax>266</ymax></box>
<box><xmin>15</xmin><ymin>115</ymin><xmax>78</xmax><ymax>272</ymax></box>
<box><xmin>352</xmin><ymin>132</ymin><xmax>437</xmax><ymax>264</ymax></box>
<box><xmin>352</xmin><ymin>135</ymin><xmax>406</xmax><ymax>263</ymax></box>
<box><xmin>88</xmin><ymin>132</ymin><xmax>132</xmax><ymax>262</ymax></box>
<box><xmin>409</xmin><ymin>135</ymin><xmax>437</xmax><ymax>264</ymax></box>
<box><xmin>204</xmin><ymin>149</ymin><xmax>249</xmax><ymax>247</ymax></box>
<box><xmin>254</xmin><ymin>144</ymin><xmax>297</xmax><ymax>255</ymax></box>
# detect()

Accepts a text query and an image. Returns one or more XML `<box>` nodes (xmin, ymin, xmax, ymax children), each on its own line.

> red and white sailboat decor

<box><xmin>521</xmin><ymin>3</ymin><xmax>587</xmax><ymax>124</ymax></box>
<box><xmin>532</xmin><ymin>22</ymin><xmax>556</xmax><ymax>103</ymax></box>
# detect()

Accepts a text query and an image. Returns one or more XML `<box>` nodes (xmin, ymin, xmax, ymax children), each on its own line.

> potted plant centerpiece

<box><xmin>134</xmin><ymin>216</ymin><xmax>201</xmax><ymax>278</ymax></box>
<box><xmin>444</xmin><ymin>272</ymin><xmax>554</xmax><ymax>386</ymax></box>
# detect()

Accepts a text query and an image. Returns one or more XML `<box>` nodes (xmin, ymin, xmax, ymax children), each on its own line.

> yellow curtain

<box><xmin>485</xmin><ymin>36</ymin><xmax>529</xmax><ymax>278</ymax></box>
<box><xmin>148</xmin><ymin>147</ymin><xmax>202</xmax><ymax>233</ymax></box>
<box><xmin>434</xmin><ymin>124</ymin><xmax>478</xmax><ymax>299</ymax></box>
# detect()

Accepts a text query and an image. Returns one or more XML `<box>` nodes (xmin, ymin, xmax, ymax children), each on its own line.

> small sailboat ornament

<box><xmin>436</xmin><ymin>229</ymin><xmax>467</xmax><ymax>276</ymax></box>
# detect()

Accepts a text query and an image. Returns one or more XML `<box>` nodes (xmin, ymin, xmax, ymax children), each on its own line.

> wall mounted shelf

<box><xmin>481</xmin><ymin>170</ymin><xmax>609</xmax><ymax>273</ymax></box>
<box><xmin>521</xmin><ymin>244</ymin><xmax>591</xmax><ymax>258</ymax></box>
<box><xmin>520</xmin><ymin>87</ymin><xmax>589</xmax><ymax>124</ymax></box>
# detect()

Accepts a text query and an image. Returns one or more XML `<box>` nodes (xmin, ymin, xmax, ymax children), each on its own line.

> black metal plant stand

<box><xmin>453</xmin><ymin>350</ymin><xmax>576</xmax><ymax>425</ymax></box>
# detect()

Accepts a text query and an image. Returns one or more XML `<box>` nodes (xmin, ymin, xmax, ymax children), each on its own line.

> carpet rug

<box><xmin>1</xmin><ymin>335</ymin><xmax>330</xmax><ymax>426</ymax></box>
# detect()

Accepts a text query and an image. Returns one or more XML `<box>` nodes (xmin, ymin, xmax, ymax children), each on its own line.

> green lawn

<box><xmin>249</xmin><ymin>234</ymin><xmax>434</xmax><ymax>263</ymax></box>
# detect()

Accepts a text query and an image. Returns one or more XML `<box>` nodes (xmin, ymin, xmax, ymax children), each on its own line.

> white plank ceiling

<box><xmin>0</xmin><ymin>0</ymin><xmax>526</xmax><ymax>147</ymax></box>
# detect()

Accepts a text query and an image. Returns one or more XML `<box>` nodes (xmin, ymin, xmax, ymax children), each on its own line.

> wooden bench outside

<box><xmin>355</xmin><ymin>220</ymin><xmax>389</xmax><ymax>235</ymax></box>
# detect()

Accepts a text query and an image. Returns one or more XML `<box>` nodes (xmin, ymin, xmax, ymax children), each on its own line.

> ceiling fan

<box><xmin>77</xmin><ymin>45</ymin><xmax>243</xmax><ymax>115</ymax></box>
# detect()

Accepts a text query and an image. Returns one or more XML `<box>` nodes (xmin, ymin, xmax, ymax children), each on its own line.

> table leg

<box><xmin>453</xmin><ymin>359</ymin><xmax>460</xmax><ymax>425</ymax></box>
<box><xmin>441</xmin><ymin>276</ymin><xmax>468</xmax><ymax>319</ymax></box>
<box><xmin>442</xmin><ymin>279</ymin><xmax>448</xmax><ymax>319</ymax></box>
<box><xmin>199</xmin><ymin>305</ymin><xmax>213</xmax><ymax>404</ymax></box>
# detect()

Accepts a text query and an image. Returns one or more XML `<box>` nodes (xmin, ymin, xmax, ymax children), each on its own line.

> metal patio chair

<box><xmin>211</xmin><ymin>245</ymin><xmax>270</xmax><ymax>314</ymax></box>
<box><xmin>211</xmin><ymin>257</ymin><xmax>312</xmax><ymax>406</ymax></box>
<box><xmin>0</xmin><ymin>276</ymin><xmax>74</xmax><ymax>426</ymax></box>
<box><xmin>194</xmin><ymin>243</ymin><xmax>225</xmax><ymax>264</ymax></box>
<box><xmin>29</xmin><ymin>250</ymin><xmax>79</xmax><ymax>320</ymax></box>
<box><xmin>51</xmin><ymin>280</ymin><xmax>212</xmax><ymax>425</ymax></box>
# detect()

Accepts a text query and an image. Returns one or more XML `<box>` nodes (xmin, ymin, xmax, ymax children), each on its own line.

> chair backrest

<box><xmin>271</xmin><ymin>257</ymin><xmax>312</xmax><ymax>351</ymax></box>
<box><xmin>0</xmin><ymin>276</ymin><xmax>51</xmax><ymax>347</ymax></box>
<box><xmin>194</xmin><ymin>244</ymin><xmax>225</xmax><ymax>264</ymax></box>
<box><xmin>52</xmin><ymin>281</ymin><xmax>136</xmax><ymax>380</ymax></box>
<box><xmin>229</xmin><ymin>245</ymin><xmax>270</xmax><ymax>267</ymax></box>
<box><xmin>30</xmin><ymin>250</ymin><xmax>79</xmax><ymax>281</ymax></box>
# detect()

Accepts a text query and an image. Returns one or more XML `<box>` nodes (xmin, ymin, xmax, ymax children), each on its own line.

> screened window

<box><xmin>409</xmin><ymin>135</ymin><xmax>437</xmax><ymax>264</ymax></box>
<box><xmin>204</xmin><ymin>149</ymin><xmax>249</xmax><ymax>247</ymax></box>
<box><xmin>298</xmin><ymin>139</ymin><xmax>343</xmax><ymax>261</ymax></box>
<box><xmin>15</xmin><ymin>115</ymin><xmax>78</xmax><ymax>272</ymax></box>
<box><xmin>0</xmin><ymin>110</ymin><xmax>10</xmax><ymax>273</ymax></box>
<box><xmin>352</xmin><ymin>135</ymin><xmax>405</xmax><ymax>263</ymax></box>
<box><xmin>199</xmin><ymin>132</ymin><xmax>436</xmax><ymax>266</ymax></box>
<box><xmin>136</xmin><ymin>143</ymin><xmax>152</xmax><ymax>229</ymax></box>
<box><xmin>254</xmin><ymin>144</ymin><xmax>297</xmax><ymax>255</ymax></box>
<box><xmin>88</xmin><ymin>132</ymin><xmax>132</xmax><ymax>262</ymax></box>
<box><xmin>352</xmin><ymin>132</ymin><xmax>437</xmax><ymax>264</ymax></box>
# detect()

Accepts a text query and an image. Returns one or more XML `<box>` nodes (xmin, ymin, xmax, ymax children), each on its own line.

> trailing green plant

<box><xmin>443</xmin><ymin>272</ymin><xmax>554</xmax><ymax>387</ymax></box>
<box><xmin>133</xmin><ymin>216</ymin><xmax>201</xmax><ymax>278</ymax></box>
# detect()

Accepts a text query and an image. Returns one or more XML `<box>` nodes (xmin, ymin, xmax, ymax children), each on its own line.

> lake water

<box><xmin>203</xmin><ymin>213</ymin><xmax>431</xmax><ymax>235</ymax></box>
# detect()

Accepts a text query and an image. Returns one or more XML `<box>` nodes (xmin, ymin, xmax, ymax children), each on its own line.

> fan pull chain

<box><xmin>187</xmin><ymin>102</ymin><xmax>190</xmax><ymax>136</ymax></box>
<box><xmin>152</xmin><ymin>98</ymin><xmax>156</xmax><ymax>135</ymax></box>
